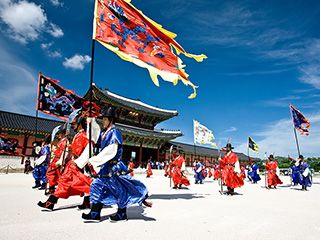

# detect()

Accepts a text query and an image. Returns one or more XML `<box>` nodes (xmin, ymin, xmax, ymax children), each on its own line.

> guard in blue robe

<box><xmin>298</xmin><ymin>155</ymin><xmax>312</xmax><ymax>191</ymax></box>
<box><xmin>194</xmin><ymin>160</ymin><xmax>205</xmax><ymax>184</ymax></box>
<box><xmin>290</xmin><ymin>161</ymin><xmax>302</xmax><ymax>186</ymax></box>
<box><xmin>82</xmin><ymin>106</ymin><xmax>150</xmax><ymax>222</ymax></box>
<box><xmin>251</xmin><ymin>163</ymin><xmax>261</xmax><ymax>184</ymax></box>
<box><xmin>32</xmin><ymin>137</ymin><xmax>50</xmax><ymax>189</ymax></box>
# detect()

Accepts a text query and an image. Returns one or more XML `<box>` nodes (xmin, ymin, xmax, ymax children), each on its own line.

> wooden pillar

<box><xmin>157</xmin><ymin>145</ymin><xmax>160</xmax><ymax>162</ymax></box>
<box><xmin>21</xmin><ymin>133</ymin><xmax>29</xmax><ymax>164</ymax></box>
<box><xmin>139</xmin><ymin>142</ymin><xmax>143</xmax><ymax>167</ymax></box>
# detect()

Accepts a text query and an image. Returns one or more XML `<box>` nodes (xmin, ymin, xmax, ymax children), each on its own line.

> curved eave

<box><xmin>116</xmin><ymin>123</ymin><xmax>182</xmax><ymax>140</ymax></box>
<box><xmin>87</xmin><ymin>85</ymin><xmax>178</xmax><ymax>120</ymax></box>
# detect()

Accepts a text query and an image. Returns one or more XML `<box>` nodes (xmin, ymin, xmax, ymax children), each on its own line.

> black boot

<box><xmin>32</xmin><ymin>181</ymin><xmax>41</xmax><ymax>189</ymax></box>
<box><xmin>82</xmin><ymin>203</ymin><xmax>103</xmax><ymax>222</ymax></box>
<box><xmin>38</xmin><ymin>183</ymin><xmax>46</xmax><ymax>190</ymax></box>
<box><xmin>78</xmin><ymin>196</ymin><xmax>91</xmax><ymax>210</ymax></box>
<box><xmin>110</xmin><ymin>208</ymin><xmax>128</xmax><ymax>222</ymax></box>
<box><xmin>47</xmin><ymin>186</ymin><xmax>56</xmax><ymax>195</ymax></box>
<box><xmin>37</xmin><ymin>195</ymin><xmax>58</xmax><ymax>211</ymax></box>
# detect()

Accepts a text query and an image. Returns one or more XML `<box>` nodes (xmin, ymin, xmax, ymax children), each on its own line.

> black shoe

<box><xmin>82</xmin><ymin>212</ymin><xmax>101</xmax><ymax>222</ymax></box>
<box><xmin>78</xmin><ymin>196</ymin><xmax>91</xmax><ymax>210</ymax></box>
<box><xmin>47</xmin><ymin>186</ymin><xmax>55</xmax><ymax>195</ymax></box>
<box><xmin>32</xmin><ymin>181</ymin><xmax>41</xmax><ymax>189</ymax></box>
<box><xmin>37</xmin><ymin>201</ymin><xmax>54</xmax><ymax>211</ymax></box>
<box><xmin>110</xmin><ymin>212</ymin><xmax>128</xmax><ymax>222</ymax></box>
<box><xmin>38</xmin><ymin>183</ymin><xmax>46</xmax><ymax>190</ymax></box>
<box><xmin>110</xmin><ymin>208</ymin><xmax>128</xmax><ymax>222</ymax></box>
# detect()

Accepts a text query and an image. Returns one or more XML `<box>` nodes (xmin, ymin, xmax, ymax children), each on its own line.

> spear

<box><xmin>169</xmin><ymin>145</ymin><xmax>173</xmax><ymax>188</ymax></box>
<box><xmin>264</xmin><ymin>152</ymin><xmax>268</xmax><ymax>188</ymax></box>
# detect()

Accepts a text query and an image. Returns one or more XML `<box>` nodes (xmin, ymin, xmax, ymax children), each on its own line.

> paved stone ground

<box><xmin>0</xmin><ymin>171</ymin><xmax>319</xmax><ymax>240</ymax></box>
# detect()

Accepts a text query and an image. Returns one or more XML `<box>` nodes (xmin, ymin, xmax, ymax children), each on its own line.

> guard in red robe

<box><xmin>240</xmin><ymin>166</ymin><xmax>246</xmax><ymax>179</ymax></box>
<box><xmin>265</xmin><ymin>155</ymin><xmax>282</xmax><ymax>189</ymax></box>
<box><xmin>46</xmin><ymin>129</ymin><xmax>67</xmax><ymax>194</ymax></box>
<box><xmin>146</xmin><ymin>162</ymin><xmax>153</xmax><ymax>177</ymax></box>
<box><xmin>128</xmin><ymin>160</ymin><xmax>135</xmax><ymax>177</ymax></box>
<box><xmin>213</xmin><ymin>164</ymin><xmax>221</xmax><ymax>180</ymax></box>
<box><xmin>219</xmin><ymin>143</ymin><xmax>244</xmax><ymax>195</ymax></box>
<box><xmin>170</xmin><ymin>149</ymin><xmax>190</xmax><ymax>189</ymax></box>
<box><xmin>38</xmin><ymin>115</ymin><xmax>93</xmax><ymax>210</ymax></box>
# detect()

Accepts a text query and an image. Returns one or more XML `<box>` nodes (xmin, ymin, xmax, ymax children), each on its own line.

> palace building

<box><xmin>0</xmin><ymin>85</ymin><xmax>249</xmax><ymax>169</ymax></box>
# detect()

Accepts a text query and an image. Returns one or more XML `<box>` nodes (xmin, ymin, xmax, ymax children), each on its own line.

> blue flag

<box><xmin>290</xmin><ymin>105</ymin><xmax>310</xmax><ymax>135</ymax></box>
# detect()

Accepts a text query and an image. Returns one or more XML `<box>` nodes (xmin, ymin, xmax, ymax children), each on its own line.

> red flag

<box><xmin>93</xmin><ymin>0</ymin><xmax>207</xmax><ymax>98</ymax></box>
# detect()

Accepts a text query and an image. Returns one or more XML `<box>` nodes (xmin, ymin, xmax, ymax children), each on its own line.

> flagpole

<box><xmin>293</xmin><ymin>127</ymin><xmax>301</xmax><ymax>156</ymax></box>
<box><xmin>289</xmin><ymin>104</ymin><xmax>301</xmax><ymax>156</ymax></box>
<box><xmin>247</xmin><ymin>140</ymin><xmax>250</xmax><ymax>162</ymax></box>
<box><xmin>88</xmin><ymin>39</ymin><xmax>96</xmax><ymax>161</ymax></box>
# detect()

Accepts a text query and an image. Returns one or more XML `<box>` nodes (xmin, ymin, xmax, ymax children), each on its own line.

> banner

<box><xmin>93</xmin><ymin>0</ymin><xmax>207</xmax><ymax>98</ymax></box>
<box><xmin>37</xmin><ymin>74</ymin><xmax>83</xmax><ymax>120</ymax></box>
<box><xmin>290</xmin><ymin>105</ymin><xmax>310</xmax><ymax>136</ymax></box>
<box><xmin>193</xmin><ymin>120</ymin><xmax>216</xmax><ymax>147</ymax></box>
<box><xmin>248</xmin><ymin>137</ymin><xmax>259</xmax><ymax>152</ymax></box>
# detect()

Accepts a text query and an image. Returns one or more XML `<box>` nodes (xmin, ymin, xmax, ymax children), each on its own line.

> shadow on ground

<box><xmin>149</xmin><ymin>193</ymin><xmax>205</xmax><ymax>200</ymax></box>
<box><xmin>98</xmin><ymin>206</ymin><xmax>156</xmax><ymax>222</ymax></box>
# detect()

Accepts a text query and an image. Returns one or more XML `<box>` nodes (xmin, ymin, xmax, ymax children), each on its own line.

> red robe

<box><xmin>54</xmin><ymin>130</ymin><xmax>92</xmax><ymax>199</ymax></box>
<box><xmin>265</xmin><ymin>161</ymin><xmax>283</xmax><ymax>187</ymax></box>
<box><xmin>220</xmin><ymin>152</ymin><xmax>244</xmax><ymax>189</ymax></box>
<box><xmin>46</xmin><ymin>137</ymin><xmax>67</xmax><ymax>187</ymax></box>
<box><xmin>213</xmin><ymin>165</ymin><xmax>221</xmax><ymax>179</ymax></box>
<box><xmin>128</xmin><ymin>162</ymin><xmax>135</xmax><ymax>177</ymax></box>
<box><xmin>170</xmin><ymin>155</ymin><xmax>190</xmax><ymax>187</ymax></box>
<box><xmin>240</xmin><ymin>166</ymin><xmax>246</xmax><ymax>179</ymax></box>
<box><xmin>146</xmin><ymin>163</ymin><xmax>153</xmax><ymax>177</ymax></box>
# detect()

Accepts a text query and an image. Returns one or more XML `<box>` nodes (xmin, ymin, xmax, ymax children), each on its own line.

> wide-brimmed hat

<box><xmin>224</xmin><ymin>143</ymin><xmax>234</xmax><ymax>149</ymax></box>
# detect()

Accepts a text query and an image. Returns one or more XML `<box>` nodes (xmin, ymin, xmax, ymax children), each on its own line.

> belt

<box><xmin>226</xmin><ymin>164</ymin><xmax>234</xmax><ymax>167</ymax></box>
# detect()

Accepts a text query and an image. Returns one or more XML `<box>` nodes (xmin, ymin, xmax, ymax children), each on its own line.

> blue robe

<box><xmin>90</xmin><ymin>127</ymin><xmax>148</xmax><ymax>208</ymax></box>
<box><xmin>300</xmin><ymin>162</ymin><xmax>312</xmax><ymax>188</ymax></box>
<box><xmin>291</xmin><ymin>165</ymin><xmax>302</xmax><ymax>185</ymax></box>
<box><xmin>194</xmin><ymin>162</ymin><xmax>205</xmax><ymax>183</ymax></box>
<box><xmin>251</xmin><ymin>164</ymin><xmax>261</xmax><ymax>183</ymax></box>
<box><xmin>32</xmin><ymin>145</ymin><xmax>50</xmax><ymax>184</ymax></box>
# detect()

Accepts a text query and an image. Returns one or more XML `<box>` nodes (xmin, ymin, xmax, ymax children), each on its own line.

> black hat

<box><xmin>298</xmin><ymin>155</ymin><xmax>304</xmax><ymax>160</ymax></box>
<box><xmin>101</xmin><ymin>106</ymin><xmax>117</xmax><ymax>118</ymax></box>
<box><xmin>269</xmin><ymin>154</ymin><xmax>274</xmax><ymax>159</ymax></box>
<box><xmin>225</xmin><ymin>143</ymin><xmax>234</xmax><ymax>149</ymax></box>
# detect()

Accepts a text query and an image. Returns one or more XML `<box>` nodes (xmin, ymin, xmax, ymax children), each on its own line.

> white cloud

<box><xmin>224</xmin><ymin>126</ymin><xmax>238</xmax><ymax>133</ymax></box>
<box><xmin>0</xmin><ymin>1</ymin><xmax>47</xmax><ymax>44</ymax></box>
<box><xmin>40</xmin><ymin>42</ymin><xmax>53</xmax><ymax>49</ymax></box>
<box><xmin>47</xmin><ymin>23</ymin><xmax>64</xmax><ymax>38</ymax></box>
<box><xmin>40</xmin><ymin>42</ymin><xmax>62</xmax><ymax>58</ymax></box>
<box><xmin>236</xmin><ymin>114</ymin><xmax>320</xmax><ymax>158</ymax></box>
<box><xmin>50</xmin><ymin>0</ymin><xmax>63</xmax><ymax>7</ymax></box>
<box><xmin>0</xmin><ymin>0</ymin><xmax>63</xmax><ymax>44</ymax></box>
<box><xmin>47</xmin><ymin>50</ymin><xmax>62</xmax><ymax>58</ymax></box>
<box><xmin>262</xmin><ymin>96</ymin><xmax>301</xmax><ymax>108</ymax></box>
<box><xmin>263</xmin><ymin>39</ymin><xmax>320</xmax><ymax>90</ymax></box>
<box><xmin>63</xmin><ymin>54</ymin><xmax>91</xmax><ymax>70</ymax></box>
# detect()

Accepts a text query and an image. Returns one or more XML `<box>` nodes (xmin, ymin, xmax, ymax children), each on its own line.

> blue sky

<box><xmin>1</xmin><ymin>0</ymin><xmax>320</xmax><ymax>157</ymax></box>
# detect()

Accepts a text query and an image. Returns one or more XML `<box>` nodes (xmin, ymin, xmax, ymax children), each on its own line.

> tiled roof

<box><xmin>87</xmin><ymin>85</ymin><xmax>178</xmax><ymax>119</ymax></box>
<box><xmin>117</xmin><ymin>123</ymin><xmax>182</xmax><ymax>139</ymax></box>
<box><xmin>169</xmin><ymin>141</ymin><xmax>249</xmax><ymax>160</ymax></box>
<box><xmin>0</xmin><ymin>110</ymin><xmax>62</xmax><ymax>134</ymax></box>
<box><xmin>0</xmin><ymin>110</ymin><xmax>182</xmax><ymax>140</ymax></box>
